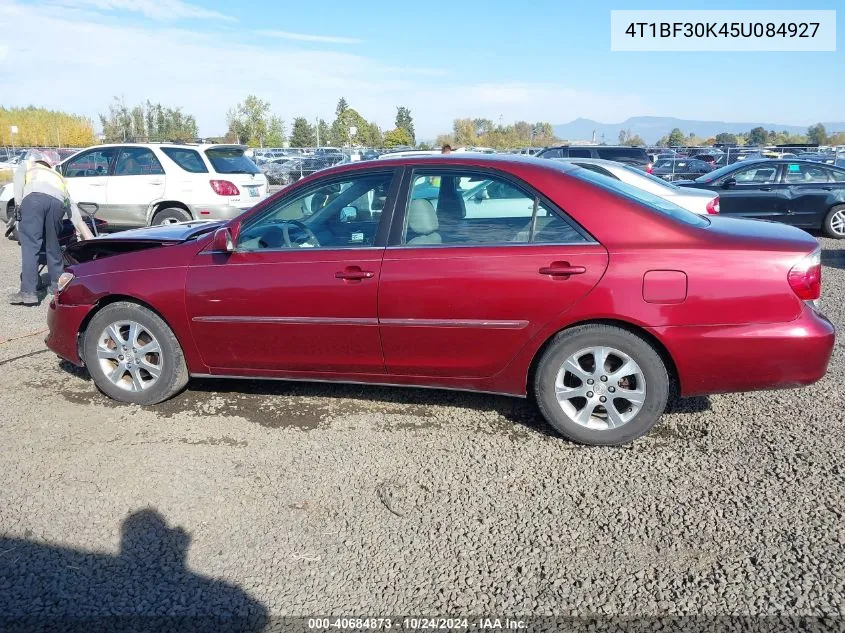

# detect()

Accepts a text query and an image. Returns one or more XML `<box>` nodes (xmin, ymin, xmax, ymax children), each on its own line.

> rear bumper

<box><xmin>45</xmin><ymin>299</ymin><xmax>93</xmax><ymax>366</ymax></box>
<box><xmin>191</xmin><ymin>201</ymin><xmax>263</xmax><ymax>220</ymax></box>
<box><xmin>651</xmin><ymin>306</ymin><xmax>835</xmax><ymax>397</ymax></box>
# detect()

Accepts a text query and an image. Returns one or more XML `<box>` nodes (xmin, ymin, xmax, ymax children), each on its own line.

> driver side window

<box><xmin>237</xmin><ymin>172</ymin><xmax>394</xmax><ymax>252</ymax></box>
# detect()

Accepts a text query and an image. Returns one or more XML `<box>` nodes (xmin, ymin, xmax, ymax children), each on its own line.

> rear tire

<box><xmin>533</xmin><ymin>324</ymin><xmax>669</xmax><ymax>445</ymax></box>
<box><xmin>823</xmin><ymin>205</ymin><xmax>845</xmax><ymax>239</ymax></box>
<box><xmin>152</xmin><ymin>207</ymin><xmax>192</xmax><ymax>226</ymax></box>
<box><xmin>83</xmin><ymin>302</ymin><xmax>189</xmax><ymax>405</ymax></box>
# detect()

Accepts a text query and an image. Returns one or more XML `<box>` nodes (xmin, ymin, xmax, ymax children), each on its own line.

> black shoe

<box><xmin>8</xmin><ymin>292</ymin><xmax>39</xmax><ymax>306</ymax></box>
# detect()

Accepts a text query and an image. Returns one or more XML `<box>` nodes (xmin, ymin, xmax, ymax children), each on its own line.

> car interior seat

<box><xmin>406</xmin><ymin>199</ymin><xmax>441</xmax><ymax>245</ymax></box>
<box><xmin>436</xmin><ymin>176</ymin><xmax>466</xmax><ymax>225</ymax></box>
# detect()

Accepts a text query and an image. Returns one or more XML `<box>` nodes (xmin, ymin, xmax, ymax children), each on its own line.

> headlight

<box><xmin>56</xmin><ymin>272</ymin><xmax>74</xmax><ymax>293</ymax></box>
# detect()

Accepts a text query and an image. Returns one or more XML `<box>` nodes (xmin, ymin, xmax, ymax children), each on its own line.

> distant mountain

<box><xmin>553</xmin><ymin>116</ymin><xmax>845</xmax><ymax>144</ymax></box>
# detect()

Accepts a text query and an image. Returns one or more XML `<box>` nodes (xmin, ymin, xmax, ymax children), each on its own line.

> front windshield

<box><xmin>571</xmin><ymin>166</ymin><xmax>709</xmax><ymax>227</ymax></box>
<box><xmin>205</xmin><ymin>148</ymin><xmax>260</xmax><ymax>174</ymax></box>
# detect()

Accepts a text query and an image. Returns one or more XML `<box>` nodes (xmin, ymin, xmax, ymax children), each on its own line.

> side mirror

<box><xmin>76</xmin><ymin>202</ymin><xmax>99</xmax><ymax>217</ymax></box>
<box><xmin>211</xmin><ymin>227</ymin><xmax>235</xmax><ymax>253</ymax></box>
<box><xmin>722</xmin><ymin>178</ymin><xmax>737</xmax><ymax>189</ymax></box>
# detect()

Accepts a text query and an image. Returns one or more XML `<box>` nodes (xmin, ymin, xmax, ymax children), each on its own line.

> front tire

<box><xmin>83</xmin><ymin>302</ymin><xmax>189</xmax><ymax>405</ymax></box>
<box><xmin>823</xmin><ymin>205</ymin><xmax>845</xmax><ymax>239</ymax></box>
<box><xmin>533</xmin><ymin>324</ymin><xmax>669</xmax><ymax>445</ymax></box>
<box><xmin>152</xmin><ymin>207</ymin><xmax>192</xmax><ymax>225</ymax></box>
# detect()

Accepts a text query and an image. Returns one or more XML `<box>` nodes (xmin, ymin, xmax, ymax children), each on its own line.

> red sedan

<box><xmin>46</xmin><ymin>155</ymin><xmax>834</xmax><ymax>445</ymax></box>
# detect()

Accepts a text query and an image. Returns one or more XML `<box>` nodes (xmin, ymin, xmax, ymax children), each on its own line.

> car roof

<box><xmin>551</xmin><ymin>157</ymin><xmax>631</xmax><ymax>168</ymax></box>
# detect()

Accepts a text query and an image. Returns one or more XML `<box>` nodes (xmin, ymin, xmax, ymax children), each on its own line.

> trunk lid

<box><xmin>703</xmin><ymin>215</ymin><xmax>819</xmax><ymax>252</ymax></box>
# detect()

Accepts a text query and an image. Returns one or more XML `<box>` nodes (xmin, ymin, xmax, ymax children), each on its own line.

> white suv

<box><xmin>3</xmin><ymin>143</ymin><xmax>269</xmax><ymax>230</ymax></box>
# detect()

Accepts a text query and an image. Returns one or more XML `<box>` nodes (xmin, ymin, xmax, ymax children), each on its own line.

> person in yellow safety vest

<box><xmin>8</xmin><ymin>150</ymin><xmax>94</xmax><ymax>306</ymax></box>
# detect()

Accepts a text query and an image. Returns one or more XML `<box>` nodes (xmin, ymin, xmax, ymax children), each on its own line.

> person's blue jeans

<box><xmin>18</xmin><ymin>193</ymin><xmax>64</xmax><ymax>295</ymax></box>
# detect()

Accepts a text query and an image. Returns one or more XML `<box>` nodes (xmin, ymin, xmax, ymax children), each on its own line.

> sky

<box><xmin>0</xmin><ymin>0</ymin><xmax>842</xmax><ymax>139</ymax></box>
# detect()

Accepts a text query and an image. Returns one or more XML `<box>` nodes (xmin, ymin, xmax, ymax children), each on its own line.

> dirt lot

<box><xmin>0</xmin><ymin>231</ymin><xmax>843</xmax><ymax>626</ymax></box>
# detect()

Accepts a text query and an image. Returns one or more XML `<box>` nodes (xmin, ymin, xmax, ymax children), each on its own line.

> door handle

<box><xmin>539</xmin><ymin>262</ymin><xmax>587</xmax><ymax>278</ymax></box>
<box><xmin>149</xmin><ymin>180</ymin><xmax>164</xmax><ymax>185</ymax></box>
<box><xmin>89</xmin><ymin>183</ymin><xmax>106</xmax><ymax>187</ymax></box>
<box><xmin>335</xmin><ymin>266</ymin><xmax>375</xmax><ymax>281</ymax></box>
<box><xmin>760</xmin><ymin>186</ymin><xmax>773</xmax><ymax>191</ymax></box>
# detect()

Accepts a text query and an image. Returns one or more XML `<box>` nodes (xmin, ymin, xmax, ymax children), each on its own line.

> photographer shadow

<box><xmin>0</xmin><ymin>509</ymin><xmax>267</xmax><ymax>633</ymax></box>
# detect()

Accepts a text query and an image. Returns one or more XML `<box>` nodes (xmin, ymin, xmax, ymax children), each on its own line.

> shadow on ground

<box><xmin>0</xmin><ymin>509</ymin><xmax>267</xmax><ymax>633</ymax></box>
<box><xmin>57</xmin><ymin>361</ymin><xmax>711</xmax><ymax>440</ymax></box>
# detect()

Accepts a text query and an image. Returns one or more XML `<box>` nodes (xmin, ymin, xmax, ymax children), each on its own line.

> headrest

<box><xmin>408</xmin><ymin>199</ymin><xmax>438</xmax><ymax>235</ymax></box>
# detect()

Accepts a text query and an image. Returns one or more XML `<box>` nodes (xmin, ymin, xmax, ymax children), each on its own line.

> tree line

<box><xmin>435</xmin><ymin>119</ymin><xmax>559</xmax><ymax>150</ymax></box>
<box><xmin>99</xmin><ymin>97</ymin><xmax>198</xmax><ymax>144</ymax></box>
<box><xmin>0</xmin><ymin>107</ymin><xmax>96</xmax><ymax>147</ymax></box>
<box><xmin>656</xmin><ymin>123</ymin><xmax>845</xmax><ymax>148</ymax></box>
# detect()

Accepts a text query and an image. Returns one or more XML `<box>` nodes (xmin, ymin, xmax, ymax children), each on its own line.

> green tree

<box><xmin>265</xmin><ymin>115</ymin><xmax>286</xmax><ymax>146</ymax></box>
<box><xmin>747</xmin><ymin>126</ymin><xmax>768</xmax><ymax>146</ymax></box>
<box><xmin>100</xmin><ymin>96</ymin><xmax>132</xmax><ymax>142</ymax></box>
<box><xmin>383</xmin><ymin>127</ymin><xmax>413</xmax><ymax>148</ymax></box>
<box><xmin>395</xmin><ymin>106</ymin><xmax>415</xmax><ymax>145</ymax></box>
<box><xmin>331</xmin><ymin>106</ymin><xmax>368</xmax><ymax>146</ymax></box>
<box><xmin>335</xmin><ymin>97</ymin><xmax>349</xmax><ymax>117</ymax></box>
<box><xmin>807</xmin><ymin>123</ymin><xmax>828</xmax><ymax>145</ymax></box>
<box><xmin>316</xmin><ymin>118</ymin><xmax>331</xmax><ymax>147</ymax></box>
<box><xmin>714</xmin><ymin>132</ymin><xmax>738</xmax><ymax>145</ymax></box>
<box><xmin>289</xmin><ymin>117</ymin><xmax>316</xmax><ymax>147</ymax></box>
<box><xmin>666</xmin><ymin>128</ymin><xmax>686</xmax><ymax>146</ymax></box>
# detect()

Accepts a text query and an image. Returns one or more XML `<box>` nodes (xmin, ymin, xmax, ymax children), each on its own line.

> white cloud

<box><xmin>0</xmin><ymin>0</ymin><xmax>649</xmax><ymax>139</ymax></box>
<box><xmin>0</xmin><ymin>45</ymin><xmax>8</xmax><ymax>63</ymax></box>
<box><xmin>47</xmin><ymin>0</ymin><xmax>235</xmax><ymax>22</ymax></box>
<box><xmin>256</xmin><ymin>30</ymin><xmax>363</xmax><ymax>45</ymax></box>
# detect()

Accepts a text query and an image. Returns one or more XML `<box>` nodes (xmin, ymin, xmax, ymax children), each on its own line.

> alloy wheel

<box><xmin>96</xmin><ymin>321</ymin><xmax>163</xmax><ymax>392</ymax></box>
<box><xmin>830</xmin><ymin>209</ymin><xmax>845</xmax><ymax>236</ymax></box>
<box><xmin>554</xmin><ymin>346</ymin><xmax>646</xmax><ymax>430</ymax></box>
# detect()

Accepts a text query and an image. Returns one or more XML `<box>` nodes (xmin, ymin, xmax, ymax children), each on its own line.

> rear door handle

<box><xmin>760</xmin><ymin>186</ymin><xmax>773</xmax><ymax>191</ymax></box>
<box><xmin>335</xmin><ymin>266</ymin><xmax>375</xmax><ymax>281</ymax></box>
<box><xmin>539</xmin><ymin>262</ymin><xmax>587</xmax><ymax>278</ymax></box>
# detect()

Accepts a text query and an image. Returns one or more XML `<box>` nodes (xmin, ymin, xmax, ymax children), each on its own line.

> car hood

<box><xmin>65</xmin><ymin>220</ymin><xmax>223</xmax><ymax>264</ymax></box>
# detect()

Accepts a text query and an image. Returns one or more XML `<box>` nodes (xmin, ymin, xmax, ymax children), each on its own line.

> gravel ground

<box><xmin>0</xmin><ymin>231</ymin><xmax>843</xmax><ymax>628</ymax></box>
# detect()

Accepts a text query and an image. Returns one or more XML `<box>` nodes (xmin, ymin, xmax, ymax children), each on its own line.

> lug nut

<box><xmin>587</xmin><ymin>379</ymin><xmax>594</xmax><ymax>385</ymax></box>
<box><xmin>609</xmin><ymin>387</ymin><xmax>616</xmax><ymax>393</ymax></box>
<box><xmin>599</xmin><ymin>396</ymin><xmax>607</xmax><ymax>403</ymax></box>
<box><xmin>600</xmin><ymin>375</ymin><xmax>608</xmax><ymax>382</ymax></box>
<box><xmin>587</xmin><ymin>391</ymin><xmax>594</xmax><ymax>398</ymax></box>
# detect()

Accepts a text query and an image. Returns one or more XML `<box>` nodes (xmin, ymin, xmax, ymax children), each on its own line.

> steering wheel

<box><xmin>281</xmin><ymin>220</ymin><xmax>320</xmax><ymax>248</ymax></box>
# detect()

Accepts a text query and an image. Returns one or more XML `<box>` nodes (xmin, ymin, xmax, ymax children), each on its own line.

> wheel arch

<box><xmin>77</xmin><ymin>294</ymin><xmax>175</xmax><ymax>364</ymax></box>
<box><xmin>147</xmin><ymin>201</ymin><xmax>193</xmax><ymax>225</ymax></box>
<box><xmin>525</xmin><ymin>317</ymin><xmax>680</xmax><ymax>398</ymax></box>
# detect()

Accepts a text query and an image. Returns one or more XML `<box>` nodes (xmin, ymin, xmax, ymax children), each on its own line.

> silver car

<box><xmin>553</xmin><ymin>157</ymin><xmax>720</xmax><ymax>215</ymax></box>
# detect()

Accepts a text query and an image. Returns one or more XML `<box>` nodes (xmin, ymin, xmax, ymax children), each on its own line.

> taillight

<box><xmin>787</xmin><ymin>248</ymin><xmax>821</xmax><ymax>303</ymax></box>
<box><xmin>646</xmin><ymin>162</ymin><xmax>653</xmax><ymax>174</ymax></box>
<box><xmin>705</xmin><ymin>197</ymin><xmax>720</xmax><ymax>215</ymax></box>
<box><xmin>210</xmin><ymin>180</ymin><xmax>240</xmax><ymax>196</ymax></box>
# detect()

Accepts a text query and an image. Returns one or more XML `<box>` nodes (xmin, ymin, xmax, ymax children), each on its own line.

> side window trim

<box><xmin>387</xmin><ymin>166</ymin><xmax>598</xmax><ymax>248</ymax></box>
<box><xmin>237</xmin><ymin>168</ymin><xmax>401</xmax><ymax>250</ymax></box>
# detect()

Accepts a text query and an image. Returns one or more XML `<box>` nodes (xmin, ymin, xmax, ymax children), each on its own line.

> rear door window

<box><xmin>205</xmin><ymin>147</ymin><xmax>261</xmax><ymax>174</ymax></box>
<box><xmin>114</xmin><ymin>147</ymin><xmax>164</xmax><ymax>176</ymax></box>
<box><xmin>597</xmin><ymin>147</ymin><xmax>648</xmax><ymax>162</ymax></box>
<box><xmin>162</xmin><ymin>147</ymin><xmax>208</xmax><ymax>173</ymax></box>
<box><xmin>784</xmin><ymin>163</ymin><xmax>830</xmax><ymax>184</ymax></box>
<box><xmin>569</xmin><ymin>149</ymin><xmax>592</xmax><ymax>158</ymax></box>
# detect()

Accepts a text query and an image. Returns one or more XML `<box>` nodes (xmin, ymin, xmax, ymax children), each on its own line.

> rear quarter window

<box><xmin>161</xmin><ymin>147</ymin><xmax>208</xmax><ymax>173</ymax></box>
<box><xmin>205</xmin><ymin>148</ymin><xmax>261</xmax><ymax>174</ymax></box>
<box><xmin>572</xmin><ymin>167</ymin><xmax>710</xmax><ymax>227</ymax></box>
